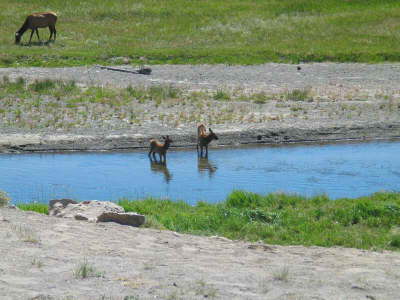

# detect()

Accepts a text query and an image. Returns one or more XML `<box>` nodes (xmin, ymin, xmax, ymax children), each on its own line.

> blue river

<box><xmin>1</xmin><ymin>141</ymin><xmax>399</xmax><ymax>204</ymax></box>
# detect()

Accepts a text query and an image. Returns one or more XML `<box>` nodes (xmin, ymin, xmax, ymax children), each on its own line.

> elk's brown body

<box><xmin>148</xmin><ymin>136</ymin><xmax>172</xmax><ymax>163</ymax></box>
<box><xmin>197</xmin><ymin>124</ymin><xmax>218</xmax><ymax>158</ymax></box>
<box><xmin>15</xmin><ymin>12</ymin><xmax>57</xmax><ymax>44</ymax></box>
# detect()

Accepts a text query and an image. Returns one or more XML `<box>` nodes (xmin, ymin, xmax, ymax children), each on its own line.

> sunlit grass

<box><xmin>17</xmin><ymin>191</ymin><xmax>400</xmax><ymax>250</ymax></box>
<box><xmin>1</xmin><ymin>0</ymin><xmax>400</xmax><ymax>66</ymax></box>
<box><xmin>119</xmin><ymin>191</ymin><xmax>400</xmax><ymax>250</ymax></box>
<box><xmin>18</xmin><ymin>203</ymin><xmax>49</xmax><ymax>214</ymax></box>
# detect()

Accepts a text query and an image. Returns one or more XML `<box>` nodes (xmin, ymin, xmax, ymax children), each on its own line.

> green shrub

<box><xmin>29</xmin><ymin>79</ymin><xmax>57</xmax><ymax>93</ymax></box>
<box><xmin>285</xmin><ymin>89</ymin><xmax>312</xmax><ymax>102</ymax></box>
<box><xmin>390</xmin><ymin>234</ymin><xmax>400</xmax><ymax>248</ymax></box>
<box><xmin>213</xmin><ymin>90</ymin><xmax>231</xmax><ymax>101</ymax></box>
<box><xmin>225</xmin><ymin>190</ymin><xmax>263</xmax><ymax>208</ymax></box>
<box><xmin>73</xmin><ymin>258</ymin><xmax>104</xmax><ymax>279</ymax></box>
<box><xmin>141</xmin><ymin>215</ymin><xmax>166</xmax><ymax>230</ymax></box>
<box><xmin>0</xmin><ymin>190</ymin><xmax>10</xmax><ymax>207</ymax></box>
<box><xmin>17</xmin><ymin>203</ymin><xmax>48</xmax><ymax>214</ymax></box>
<box><xmin>253</xmin><ymin>92</ymin><xmax>269</xmax><ymax>104</ymax></box>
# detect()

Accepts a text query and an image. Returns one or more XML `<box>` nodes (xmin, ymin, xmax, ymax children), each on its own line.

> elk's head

<box><xmin>162</xmin><ymin>135</ymin><xmax>173</xmax><ymax>146</ymax></box>
<box><xmin>15</xmin><ymin>32</ymin><xmax>22</xmax><ymax>44</ymax></box>
<box><xmin>209</xmin><ymin>128</ymin><xmax>218</xmax><ymax>140</ymax></box>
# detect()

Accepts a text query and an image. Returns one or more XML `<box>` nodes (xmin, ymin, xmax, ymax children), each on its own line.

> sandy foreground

<box><xmin>1</xmin><ymin>207</ymin><xmax>400</xmax><ymax>300</ymax></box>
<box><xmin>1</xmin><ymin>63</ymin><xmax>400</xmax><ymax>152</ymax></box>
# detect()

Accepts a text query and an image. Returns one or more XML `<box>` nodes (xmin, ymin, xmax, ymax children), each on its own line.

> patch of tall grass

<box><xmin>17</xmin><ymin>203</ymin><xmax>49</xmax><ymax>214</ymax></box>
<box><xmin>285</xmin><ymin>88</ymin><xmax>313</xmax><ymax>102</ymax></box>
<box><xmin>0</xmin><ymin>190</ymin><xmax>10</xmax><ymax>207</ymax></box>
<box><xmin>0</xmin><ymin>77</ymin><xmax>78</xmax><ymax>98</ymax></box>
<box><xmin>73</xmin><ymin>258</ymin><xmax>104</xmax><ymax>279</ymax></box>
<box><xmin>1</xmin><ymin>0</ymin><xmax>400</xmax><ymax>66</ymax></box>
<box><xmin>16</xmin><ymin>191</ymin><xmax>400</xmax><ymax>251</ymax></box>
<box><xmin>119</xmin><ymin>191</ymin><xmax>400</xmax><ymax>250</ymax></box>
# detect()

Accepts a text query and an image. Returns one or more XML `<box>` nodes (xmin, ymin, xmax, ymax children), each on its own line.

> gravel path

<box><xmin>1</xmin><ymin>63</ymin><xmax>400</xmax><ymax>152</ymax></box>
<box><xmin>2</xmin><ymin>63</ymin><xmax>400</xmax><ymax>93</ymax></box>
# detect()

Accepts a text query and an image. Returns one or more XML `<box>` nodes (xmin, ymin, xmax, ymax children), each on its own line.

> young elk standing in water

<box><xmin>197</xmin><ymin>124</ymin><xmax>218</xmax><ymax>158</ymax></box>
<box><xmin>15</xmin><ymin>12</ymin><xmax>57</xmax><ymax>45</ymax></box>
<box><xmin>148</xmin><ymin>136</ymin><xmax>173</xmax><ymax>163</ymax></box>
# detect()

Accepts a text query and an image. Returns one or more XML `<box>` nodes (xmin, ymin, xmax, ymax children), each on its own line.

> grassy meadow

<box><xmin>16</xmin><ymin>191</ymin><xmax>400</xmax><ymax>251</ymax></box>
<box><xmin>0</xmin><ymin>0</ymin><xmax>400</xmax><ymax>66</ymax></box>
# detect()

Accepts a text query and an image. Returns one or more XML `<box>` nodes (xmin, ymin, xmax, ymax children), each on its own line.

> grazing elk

<box><xmin>148</xmin><ymin>136</ymin><xmax>173</xmax><ymax>163</ymax></box>
<box><xmin>197</xmin><ymin>124</ymin><xmax>218</xmax><ymax>158</ymax></box>
<box><xmin>15</xmin><ymin>12</ymin><xmax>57</xmax><ymax>45</ymax></box>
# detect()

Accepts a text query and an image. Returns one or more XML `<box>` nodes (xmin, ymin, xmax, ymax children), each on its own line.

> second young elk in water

<box><xmin>197</xmin><ymin>124</ymin><xmax>218</xmax><ymax>158</ymax></box>
<box><xmin>15</xmin><ymin>12</ymin><xmax>57</xmax><ymax>45</ymax></box>
<box><xmin>148</xmin><ymin>136</ymin><xmax>173</xmax><ymax>163</ymax></box>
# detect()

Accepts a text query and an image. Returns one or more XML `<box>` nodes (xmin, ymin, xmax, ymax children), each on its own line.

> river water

<box><xmin>1</xmin><ymin>141</ymin><xmax>399</xmax><ymax>204</ymax></box>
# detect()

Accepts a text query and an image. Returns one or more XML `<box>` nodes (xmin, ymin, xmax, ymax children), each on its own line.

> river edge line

<box><xmin>1</xmin><ymin>122</ymin><xmax>400</xmax><ymax>153</ymax></box>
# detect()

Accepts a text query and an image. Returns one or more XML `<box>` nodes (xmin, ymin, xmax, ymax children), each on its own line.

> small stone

<box><xmin>74</xmin><ymin>213</ymin><xmax>88</xmax><ymax>221</ymax></box>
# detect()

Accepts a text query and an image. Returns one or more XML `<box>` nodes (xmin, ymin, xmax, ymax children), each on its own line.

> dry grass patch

<box><xmin>73</xmin><ymin>258</ymin><xmax>105</xmax><ymax>279</ymax></box>
<box><xmin>0</xmin><ymin>190</ymin><xmax>10</xmax><ymax>207</ymax></box>
<box><xmin>10</xmin><ymin>224</ymin><xmax>40</xmax><ymax>243</ymax></box>
<box><xmin>273</xmin><ymin>266</ymin><xmax>290</xmax><ymax>282</ymax></box>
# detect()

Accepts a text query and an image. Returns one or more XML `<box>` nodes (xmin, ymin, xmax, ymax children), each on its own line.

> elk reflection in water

<box><xmin>197</xmin><ymin>158</ymin><xmax>218</xmax><ymax>177</ymax></box>
<box><xmin>149</xmin><ymin>161</ymin><xmax>172</xmax><ymax>183</ymax></box>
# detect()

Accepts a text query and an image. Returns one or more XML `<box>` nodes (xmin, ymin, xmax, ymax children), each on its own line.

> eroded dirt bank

<box><xmin>1</xmin><ymin>122</ymin><xmax>400</xmax><ymax>153</ymax></box>
<box><xmin>1</xmin><ymin>207</ymin><xmax>400</xmax><ymax>300</ymax></box>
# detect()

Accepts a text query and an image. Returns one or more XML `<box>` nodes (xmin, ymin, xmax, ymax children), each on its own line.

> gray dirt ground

<box><xmin>1</xmin><ymin>207</ymin><xmax>400</xmax><ymax>300</ymax></box>
<box><xmin>1</xmin><ymin>63</ymin><xmax>400</xmax><ymax>152</ymax></box>
<box><xmin>2</xmin><ymin>63</ymin><xmax>400</xmax><ymax>92</ymax></box>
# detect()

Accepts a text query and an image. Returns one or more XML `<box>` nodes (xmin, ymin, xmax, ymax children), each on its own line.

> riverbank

<box><xmin>1</xmin><ymin>64</ymin><xmax>400</xmax><ymax>153</ymax></box>
<box><xmin>2</xmin><ymin>191</ymin><xmax>400</xmax><ymax>299</ymax></box>
<box><xmin>1</xmin><ymin>123</ymin><xmax>400</xmax><ymax>153</ymax></box>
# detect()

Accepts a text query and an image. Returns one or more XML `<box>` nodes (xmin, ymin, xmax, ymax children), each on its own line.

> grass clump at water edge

<box><xmin>16</xmin><ymin>191</ymin><xmax>400</xmax><ymax>251</ymax></box>
<box><xmin>18</xmin><ymin>203</ymin><xmax>49</xmax><ymax>214</ymax></box>
<box><xmin>0</xmin><ymin>190</ymin><xmax>11</xmax><ymax>207</ymax></box>
<box><xmin>119</xmin><ymin>191</ymin><xmax>400</xmax><ymax>251</ymax></box>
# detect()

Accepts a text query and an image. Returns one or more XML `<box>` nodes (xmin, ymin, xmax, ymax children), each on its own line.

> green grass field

<box><xmin>16</xmin><ymin>191</ymin><xmax>400</xmax><ymax>251</ymax></box>
<box><xmin>1</xmin><ymin>0</ymin><xmax>399</xmax><ymax>66</ymax></box>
